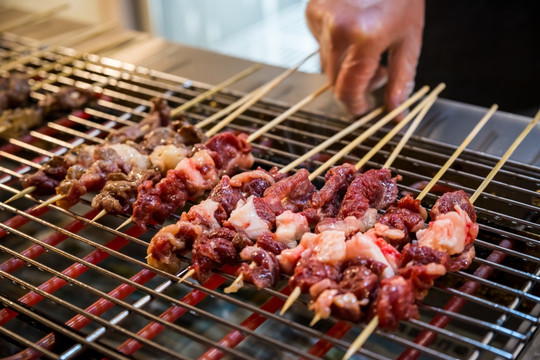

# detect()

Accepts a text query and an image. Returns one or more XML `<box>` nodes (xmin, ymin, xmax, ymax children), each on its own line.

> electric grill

<box><xmin>0</xmin><ymin>33</ymin><xmax>539</xmax><ymax>360</ymax></box>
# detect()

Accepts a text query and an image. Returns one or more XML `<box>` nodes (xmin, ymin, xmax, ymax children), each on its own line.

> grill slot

<box><xmin>0</xmin><ymin>33</ymin><xmax>539</xmax><ymax>360</ymax></box>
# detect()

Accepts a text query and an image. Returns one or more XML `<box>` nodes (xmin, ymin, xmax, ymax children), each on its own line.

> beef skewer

<box><xmin>303</xmin><ymin>102</ymin><xmax>498</xmax><ymax>326</ymax></box>
<box><xmin>224</xmin><ymin>87</ymin><xmax>443</xmax><ymax>294</ymax></box>
<box><xmin>18</xmin><ymin>61</ymin><xmax>283</xmax><ymax>212</ymax></box>
<box><xmin>341</xmin><ymin>106</ymin><xmax>538</xmax><ymax>360</ymax></box>
<box><xmin>25</xmin><ymin>97</ymin><xmax>173</xmax><ymax>209</ymax></box>
<box><xmin>0</xmin><ymin>72</ymin><xmax>95</xmax><ymax>137</ymax></box>
<box><xmin>147</xmin><ymin>85</ymin><xmax>437</xmax><ymax>286</ymax></box>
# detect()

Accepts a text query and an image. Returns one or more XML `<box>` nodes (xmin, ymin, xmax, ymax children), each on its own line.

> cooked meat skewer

<box><xmin>0</xmin><ymin>72</ymin><xmax>95</xmax><ymax>137</ymax></box>
<box><xmin>6</xmin><ymin>63</ymin><xmax>264</xmax><ymax>205</ymax></box>
<box><xmin>0</xmin><ymin>74</ymin><xmax>31</xmax><ymax>111</ymax></box>
<box><xmin>146</xmin><ymin>85</ymin><xmax>435</xmax><ymax>286</ymax></box>
<box><xmin>22</xmin><ymin>97</ymin><xmax>172</xmax><ymax>209</ymax></box>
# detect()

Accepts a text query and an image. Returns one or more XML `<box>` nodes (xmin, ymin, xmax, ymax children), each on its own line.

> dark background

<box><xmin>416</xmin><ymin>0</ymin><xmax>540</xmax><ymax>116</ymax></box>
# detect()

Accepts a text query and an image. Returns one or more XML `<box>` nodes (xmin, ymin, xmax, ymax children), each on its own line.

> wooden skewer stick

<box><xmin>416</xmin><ymin>104</ymin><xmax>498</xmax><ymax>202</ymax></box>
<box><xmin>309</xmin><ymin>87</ymin><xmax>443</xmax><ymax>327</ymax></box>
<box><xmin>91</xmin><ymin>209</ymin><xmax>108</xmax><ymax>223</ymax></box>
<box><xmin>354</xmin><ymin>85</ymin><xmax>444</xmax><ymax>171</ymax></box>
<box><xmin>171</xmin><ymin>64</ymin><xmax>263</xmax><ymax>117</ymax></box>
<box><xmin>194</xmin><ymin>51</ymin><xmax>317</xmax><ymax>131</ymax></box>
<box><xmin>280</xmin><ymin>85</ymin><xmax>430</xmax><ymax>175</ymax></box>
<box><xmin>5</xmin><ymin>186</ymin><xmax>37</xmax><ymax>203</ymax></box>
<box><xmin>469</xmin><ymin>109</ymin><xmax>540</xmax><ymax>203</ymax></box>
<box><xmin>308</xmin><ymin>85</ymin><xmax>442</xmax><ymax>181</ymax></box>
<box><xmin>280</xmin><ymin>286</ymin><xmax>302</xmax><ymax>316</ymax></box>
<box><xmin>246</xmin><ymin>83</ymin><xmax>331</xmax><ymax>143</ymax></box>
<box><xmin>34</xmin><ymin>193</ymin><xmax>64</xmax><ymax>210</ymax></box>
<box><xmin>343</xmin><ymin>104</ymin><xmax>512</xmax><ymax>360</ymax></box>
<box><xmin>282</xmin><ymin>86</ymin><xmax>442</xmax><ymax>317</ymax></box>
<box><xmin>204</xmin><ymin>51</ymin><xmax>318</xmax><ymax>137</ymax></box>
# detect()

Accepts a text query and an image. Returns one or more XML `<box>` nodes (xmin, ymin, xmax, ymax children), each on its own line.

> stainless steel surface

<box><xmin>0</xmin><ymin>34</ymin><xmax>539</xmax><ymax>360</ymax></box>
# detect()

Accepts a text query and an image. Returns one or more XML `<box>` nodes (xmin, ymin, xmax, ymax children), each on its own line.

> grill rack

<box><xmin>0</xmin><ymin>33</ymin><xmax>539</xmax><ymax>360</ymax></box>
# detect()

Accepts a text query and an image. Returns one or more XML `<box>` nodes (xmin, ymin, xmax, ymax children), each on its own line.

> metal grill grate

<box><xmin>0</xmin><ymin>33</ymin><xmax>539</xmax><ymax>360</ymax></box>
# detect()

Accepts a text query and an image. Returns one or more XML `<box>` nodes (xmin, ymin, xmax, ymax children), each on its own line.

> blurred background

<box><xmin>2</xmin><ymin>0</ymin><xmax>539</xmax><ymax>115</ymax></box>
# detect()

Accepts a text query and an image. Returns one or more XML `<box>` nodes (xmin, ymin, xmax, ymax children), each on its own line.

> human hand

<box><xmin>306</xmin><ymin>0</ymin><xmax>425</xmax><ymax>116</ymax></box>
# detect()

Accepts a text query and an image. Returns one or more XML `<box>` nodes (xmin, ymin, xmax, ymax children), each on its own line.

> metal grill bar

<box><xmin>0</xmin><ymin>33</ymin><xmax>539</xmax><ymax>360</ymax></box>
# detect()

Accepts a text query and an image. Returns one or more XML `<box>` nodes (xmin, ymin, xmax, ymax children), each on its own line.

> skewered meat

<box><xmin>133</xmin><ymin>132</ymin><xmax>254</xmax><ymax>229</ymax></box>
<box><xmin>20</xmin><ymin>97</ymin><xmax>170</xmax><ymax>197</ymax></box>
<box><xmin>91</xmin><ymin>169</ymin><xmax>161</xmax><ymax>214</ymax></box>
<box><xmin>0</xmin><ymin>107</ymin><xmax>43</xmax><ymax>138</ymax></box>
<box><xmin>0</xmin><ymin>74</ymin><xmax>30</xmax><ymax>110</ymax></box>
<box><xmin>263</xmin><ymin>169</ymin><xmax>316</xmax><ymax>214</ymax></box>
<box><xmin>236</xmin><ymin>232</ymin><xmax>287</xmax><ymax>289</ymax></box>
<box><xmin>37</xmin><ymin>86</ymin><xmax>94</xmax><ymax>115</ymax></box>
<box><xmin>146</xmin><ymin>168</ymin><xmax>280</xmax><ymax>274</ymax></box>
<box><xmin>20</xmin><ymin>144</ymin><xmax>97</xmax><ymax>196</ymax></box>
<box><xmin>309</xmin><ymin>258</ymin><xmax>385</xmax><ymax>322</ymax></box>
<box><xmin>416</xmin><ymin>204</ymin><xmax>478</xmax><ymax>255</ymax></box>
<box><xmin>377</xmin><ymin>195</ymin><xmax>426</xmax><ymax>249</ymax></box>
<box><xmin>430</xmin><ymin>189</ymin><xmax>476</xmax><ymax>222</ymax></box>
<box><xmin>56</xmin><ymin>144</ymin><xmax>145</xmax><ymax>209</ymax></box>
<box><xmin>308</xmin><ymin>163</ymin><xmax>358</xmax><ymax>218</ymax></box>
<box><xmin>371</xmin><ymin>275</ymin><xmax>419</xmax><ymax>330</ymax></box>
<box><xmin>338</xmin><ymin>168</ymin><xmax>401</xmax><ymax>218</ymax></box>
<box><xmin>104</xmin><ymin>98</ymin><xmax>170</xmax><ymax>144</ymax></box>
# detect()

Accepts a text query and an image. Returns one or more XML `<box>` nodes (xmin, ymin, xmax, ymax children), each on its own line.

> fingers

<box><xmin>333</xmin><ymin>45</ymin><xmax>382</xmax><ymax>115</ymax></box>
<box><xmin>385</xmin><ymin>3</ymin><xmax>424</xmax><ymax>112</ymax></box>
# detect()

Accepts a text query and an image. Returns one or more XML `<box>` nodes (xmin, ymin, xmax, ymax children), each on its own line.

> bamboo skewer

<box><xmin>279</xmin><ymin>85</ymin><xmax>442</xmax><ymax>315</ymax></box>
<box><xmin>204</xmin><ymin>51</ymin><xmax>318</xmax><ymax>137</ymax></box>
<box><xmin>342</xmin><ymin>106</ymin><xmax>537</xmax><ymax>360</ymax></box>
<box><xmin>171</xmin><ymin>64</ymin><xmax>263</xmax><ymax>117</ymax></box>
<box><xmin>279</xmin><ymin>85</ymin><xmax>430</xmax><ymax>175</ymax></box>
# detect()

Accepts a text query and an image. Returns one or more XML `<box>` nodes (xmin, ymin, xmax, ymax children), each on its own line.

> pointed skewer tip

<box><xmin>342</xmin><ymin>315</ymin><xmax>379</xmax><ymax>360</ymax></box>
<box><xmin>35</xmin><ymin>193</ymin><xmax>64</xmax><ymax>210</ymax></box>
<box><xmin>178</xmin><ymin>268</ymin><xmax>195</xmax><ymax>284</ymax></box>
<box><xmin>310</xmin><ymin>313</ymin><xmax>322</xmax><ymax>327</ymax></box>
<box><xmin>116</xmin><ymin>216</ymin><xmax>133</xmax><ymax>231</ymax></box>
<box><xmin>91</xmin><ymin>209</ymin><xmax>107</xmax><ymax>223</ymax></box>
<box><xmin>279</xmin><ymin>286</ymin><xmax>301</xmax><ymax>316</ymax></box>
<box><xmin>5</xmin><ymin>186</ymin><xmax>37</xmax><ymax>203</ymax></box>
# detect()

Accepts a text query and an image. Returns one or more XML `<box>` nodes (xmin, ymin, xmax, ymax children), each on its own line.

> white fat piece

<box><xmin>275</xmin><ymin>210</ymin><xmax>309</xmax><ymax>247</ymax></box>
<box><xmin>149</xmin><ymin>145</ymin><xmax>188</xmax><ymax>174</ymax></box>
<box><xmin>195</xmin><ymin>199</ymin><xmax>221</xmax><ymax>230</ymax></box>
<box><xmin>228</xmin><ymin>195</ymin><xmax>270</xmax><ymax>239</ymax></box>
<box><xmin>174</xmin><ymin>149</ymin><xmax>217</xmax><ymax>189</ymax></box>
<box><xmin>417</xmin><ymin>206</ymin><xmax>470</xmax><ymax>255</ymax></box>
<box><xmin>108</xmin><ymin>143</ymin><xmax>150</xmax><ymax>171</ymax></box>
<box><xmin>346</xmin><ymin>232</ymin><xmax>395</xmax><ymax>278</ymax></box>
